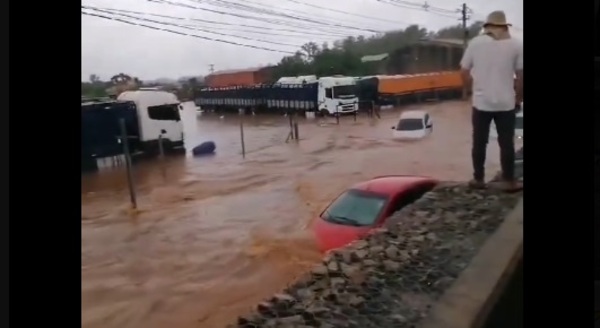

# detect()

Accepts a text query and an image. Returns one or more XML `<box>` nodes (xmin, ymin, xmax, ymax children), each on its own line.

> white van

<box><xmin>117</xmin><ymin>90</ymin><xmax>185</xmax><ymax>154</ymax></box>
<box><xmin>391</xmin><ymin>110</ymin><xmax>433</xmax><ymax>139</ymax></box>
<box><xmin>490</xmin><ymin>109</ymin><xmax>523</xmax><ymax>140</ymax></box>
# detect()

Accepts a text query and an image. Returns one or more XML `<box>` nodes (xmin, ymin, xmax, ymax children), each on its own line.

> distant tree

<box><xmin>89</xmin><ymin>74</ymin><xmax>101</xmax><ymax>84</ymax></box>
<box><xmin>82</xmin><ymin>73</ymin><xmax>108</xmax><ymax>98</ymax></box>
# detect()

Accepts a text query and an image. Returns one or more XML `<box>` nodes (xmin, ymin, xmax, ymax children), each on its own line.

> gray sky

<box><xmin>81</xmin><ymin>0</ymin><xmax>522</xmax><ymax>81</ymax></box>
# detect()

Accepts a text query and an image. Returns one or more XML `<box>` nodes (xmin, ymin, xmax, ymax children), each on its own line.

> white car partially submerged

<box><xmin>391</xmin><ymin>110</ymin><xmax>433</xmax><ymax>140</ymax></box>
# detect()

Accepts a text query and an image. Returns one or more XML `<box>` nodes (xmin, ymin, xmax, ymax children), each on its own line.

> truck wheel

<box><xmin>319</xmin><ymin>109</ymin><xmax>329</xmax><ymax>117</ymax></box>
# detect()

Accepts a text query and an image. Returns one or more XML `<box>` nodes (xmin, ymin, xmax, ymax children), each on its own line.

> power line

<box><xmin>81</xmin><ymin>11</ymin><xmax>296</xmax><ymax>54</ymax></box>
<box><xmin>376</xmin><ymin>0</ymin><xmax>459</xmax><ymax>19</ymax></box>
<box><xmin>279</xmin><ymin>0</ymin><xmax>407</xmax><ymax>25</ymax></box>
<box><xmin>85</xmin><ymin>6</ymin><xmax>354</xmax><ymax>38</ymax></box>
<box><xmin>150</xmin><ymin>0</ymin><xmax>383</xmax><ymax>34</ymax></box>
<box><xmin>189</xmin><ymin>0</ymin><xmax>395</xmax><ymax>30</ymax></box>
<box><xmin>83</xmin><ymin>6</ymin><xmax>304</xmax><ymax>48</ymax></box>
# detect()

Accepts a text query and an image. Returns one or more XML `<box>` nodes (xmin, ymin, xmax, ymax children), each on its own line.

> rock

<box><xmin>353</xmin><ymin>240</ymin><xmax>368</xmax><ymax>249</ymax></box>
<box><xmin>390</xmin><ymin>314</ymin><xmax>408</xmax><ymax>323</ymax></box>
<box><xmin>305</xmin><ymin>305</ymin><xmax>328</xmax><ymax>315</ymax></box>
<box><xmin>340</xmin><ymin>263</ymin><xmax>359</xmax><ymax>277</ymax></box>
<box><xmin>348</xmin><ymin>295</ymin><xmax>365</xmax><ymax>306</ymax></box>
<box><xmin>330</xmin><ymin>277</ymin><xmax>345</xmax><ymax>287</ymax></box>
<box><xmin>399</xmin><ymin>250</ymin><xmax>411</xmax><ymax>260</ymax></box>
<box><xmin>273</xmin><ymin>293</ymin><xmax>296</xmax><ymax>303</ymax></box>
<box><xmin>354</xmin><ymin>249</ymin><xmax>368</xmax><ymax>259</ymax></box>
<box><xmin>414</xmin><ymin>210</ymin><xmax>429</xmax><ymax>217</ymax></box>
<box><xmin>432</xmin><ymin>276</ymin><xmax>455</xmax><ymax>289</ymax></box>
<box><xmin>363</xmin><ymin>259</ymin><xmax>377</xmax><ymax>267</ymax></box>
<box><xmin>426</xmin><ymin>232</ymin><xmax>437</xmax><ymax>240</ymax></box>
<box><xmin>383</xmin><ymin>260</ymin><xmax>401</xmax><ymax>271</ymax></box>
<box><xmin>411</xmin><ymin>235</ymin><xmax>425</xmax><ymax>242</ymax></box>
<box><xmin>276</xmin><ymin>315</ymin><xmax>304</xmax><ymax>325</ymax></box>
<box><xmin>384</xmin><ymin>245</ymin><xmax>399</xmax><ymax>259</ymax></box>
<box><xmin>339</xmin><ymin>250</ymin><xmax>352</xmax><ymax>264</ymax></box>
<box><xmin>256</xmin><ymin>301</ymin><xmax>274</xmax><ymax>316</ymax></box>
<box><xmin>369</xmin><ymin>245</ymin><xmax>384</xmax><ymax>254</ymax></box>
<box><xmin>295</xmin><ymin>288</ymin><xmax>314</xmax><ymax>300</ymax></box>
<box><xmin>327</xmin><ymin>260</ymin><xmax>340</xmax><ymax>272</ymax></box>
<box><xmin>311</xmin><ymin>264</ymin><xmax>328</xmax><ymax>276</ymax></box>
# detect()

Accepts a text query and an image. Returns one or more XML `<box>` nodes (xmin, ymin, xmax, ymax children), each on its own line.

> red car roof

<box><xmin>350</xmin><ymin>175</ymin><xmax>437</xmax><ymax>196</ymax></box>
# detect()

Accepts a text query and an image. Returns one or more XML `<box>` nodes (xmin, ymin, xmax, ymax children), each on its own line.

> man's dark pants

<box><xmin>472</xmin><ymin>107</ymin><xmax>517</xmax><ymax>182</ymax></box>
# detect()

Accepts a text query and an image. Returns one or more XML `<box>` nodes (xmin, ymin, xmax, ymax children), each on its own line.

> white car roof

<box><xmin>399</xmin><ymin>110</ymin><xmax>428</xmax><ymax>119</ymax></box>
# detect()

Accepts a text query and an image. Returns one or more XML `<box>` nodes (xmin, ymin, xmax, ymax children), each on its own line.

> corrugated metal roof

<box><xmin>361</xmin><ymin>53</ymin><xmax>389</xmax><ymax>63</ymax></box>
<box><xmin>209</xmin><ymin>66</ymin><xmax>267</xmax><ymax>76</ymax></box>
<box><xmin>418</xmin><ymin>38</ymin><xmax>464</xmax><ymax>47</ymax></box>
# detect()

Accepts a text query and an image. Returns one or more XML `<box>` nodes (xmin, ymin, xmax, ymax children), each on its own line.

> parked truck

<box><xmin>82</xmin><ymin>90</ymin><xmax>186</xmax><ymax>172</ymax></box>
<box><xmin>196</xmin><ymin>75</ymin><xmax>359</xmax><ymax>116</ymax></box>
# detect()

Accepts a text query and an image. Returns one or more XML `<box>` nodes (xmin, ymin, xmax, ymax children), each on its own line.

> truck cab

<box><xmin>317</xmin><ymin>76</ymin><xmax>359</xmax><ymax>116</ymax></box>
<box><xmin>117</xmin><ymin>90</ymin><xmax>185</xmax><ymax>155</ymax></box>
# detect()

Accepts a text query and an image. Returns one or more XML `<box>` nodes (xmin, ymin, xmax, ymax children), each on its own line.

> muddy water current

<box><xmin>81</xmin><ymin>100</ymin><xmax>514</xmax><ymax>328</ymax></box>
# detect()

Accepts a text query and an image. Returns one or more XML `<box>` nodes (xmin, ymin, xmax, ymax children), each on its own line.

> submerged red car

<box><xmin>312</xmin><ymin>175</ymin><xmax>438</xmax><ymax>252</ymax></box>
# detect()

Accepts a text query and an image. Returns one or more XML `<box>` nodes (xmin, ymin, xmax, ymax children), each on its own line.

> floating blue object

<box><xmin>192</xmin><ymin>141</ymin><xmax>216</xmax><ymax>157</ymax></box>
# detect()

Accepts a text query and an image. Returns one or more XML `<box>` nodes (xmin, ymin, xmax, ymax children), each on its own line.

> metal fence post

<box><xmin>119</xmin><ymin>118</ymin><xmax>137</xmax><ymax>209</ymax></box>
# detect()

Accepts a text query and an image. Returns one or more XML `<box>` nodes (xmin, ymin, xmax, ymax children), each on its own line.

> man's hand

<box><xmin>514</xmin><ymin>69</ymin><xmax>523</xmax><ymax>106</ymax></box>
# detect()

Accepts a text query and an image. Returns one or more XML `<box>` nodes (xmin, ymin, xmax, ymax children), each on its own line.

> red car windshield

<box><xmin>321</xmin><ymin>190</ymin><xmax>387</xmax><ymax>226</ymax></box>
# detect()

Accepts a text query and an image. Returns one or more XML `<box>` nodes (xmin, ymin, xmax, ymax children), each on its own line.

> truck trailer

<box><xmin>195</xmin><ymin>75</ymin><xmax>359</xmax><ymax>116</ymax></box>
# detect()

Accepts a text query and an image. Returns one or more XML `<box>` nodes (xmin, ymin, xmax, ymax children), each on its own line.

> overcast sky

<box><xmin>81</xmin><ymin>0</ymin><xmax>522</xmax><ymax>81</ymax></box>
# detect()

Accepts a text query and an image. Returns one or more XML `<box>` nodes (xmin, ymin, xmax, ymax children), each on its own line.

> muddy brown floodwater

<box><xmin>82</xmin><ymin>100</ymin><xmax>518</xmax><ymax>328</ymax></box>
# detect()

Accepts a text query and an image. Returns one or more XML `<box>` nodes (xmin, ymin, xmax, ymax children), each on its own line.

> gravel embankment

<box><xmin>232</xmin><ymin>184</ymin><xmax>522</xmax><ymax>328</ymax></box>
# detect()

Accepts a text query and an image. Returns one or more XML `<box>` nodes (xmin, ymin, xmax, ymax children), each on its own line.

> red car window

<box><xmin>382</xmin><ymin>183</ymin><xmax>436</xmax><ymax>224</ymax></box>
<box><xmin>322</xmin><ymin>190</ymin><xmax>387</xmax><ymax>226</ymax></box>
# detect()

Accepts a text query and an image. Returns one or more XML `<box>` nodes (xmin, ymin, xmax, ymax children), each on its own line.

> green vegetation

<box><xmin>271</xmin><ymin>22</ymin><xmax>483</xmax><ymax>79</ymax></box>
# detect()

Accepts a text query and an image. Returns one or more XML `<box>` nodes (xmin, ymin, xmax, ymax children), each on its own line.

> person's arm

<box><xmin>460</xmin><ymin>43</ymin><xmax>474</xmax><ymax>92</ymax></box>
<box><xmin>514</xmin><ymin>42</ymin><xmax>524</xmax><ymax>104</ymax></box>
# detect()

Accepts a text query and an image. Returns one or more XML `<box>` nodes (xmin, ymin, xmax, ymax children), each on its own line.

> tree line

<box><xmin>271</xmin><ymin>22</ymin><xmax>483</xmax><ymax>79</ymax></box>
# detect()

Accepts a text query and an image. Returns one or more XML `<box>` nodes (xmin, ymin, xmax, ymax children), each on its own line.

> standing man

<box><xmin>460</xmin><ymin>10</ymin><xmax>523</xmax><ymax>191</ymax></box>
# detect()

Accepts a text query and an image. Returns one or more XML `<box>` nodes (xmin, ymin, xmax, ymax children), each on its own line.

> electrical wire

<box><xmin>81</xmin><ymin>11</ymin><xmax>296</xmax><ymax>54</ymax></box>
<box><xmin>87</xmin><ymin>6</ymin><xmax>354</xmax><ymax>38</ymax></box>
<box><xmin>196</xmin><ymin>0</ymin><xmax>400</xmax><ymax>29</ymax></box>
<box><xmin>281</xmin><ymin>0</ymin><xmax>410</xmax><ymax>25</ymax></box>
<box><xmin>184</xmin><ymin>0</ymin><xmax>389</xmax><ymax>32</ymax></box>
<box><xmin>83</xmin><ymin>6</ymin><xmax>304</xmax><ymax>48</ymax></box>
<box><xmin>151</xmin><ymin>0</ymin><xmax>383</xmax><ymax>33</ymax></box>
<box><xmin>376</xmin><ymin>0</ymin><xmax>459</xmax><ymax>19</ymax></box>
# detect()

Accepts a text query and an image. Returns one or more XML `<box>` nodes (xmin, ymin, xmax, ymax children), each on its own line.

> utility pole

<box><xmin>460</xmin><ymin>3</ymin><xmax>470</xmax><ymax>99</ymax></box>
<box><xmin>209</xmin><ymin>64</ymin><xmax>215</xmax><ymax>74</ymax></box>
<box><xmin>461</xmin><ymin>3</ymin><xmax>469</xmax><ymax>48</ymax></box>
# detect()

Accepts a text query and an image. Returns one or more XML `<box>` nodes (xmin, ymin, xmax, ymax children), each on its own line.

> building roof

<box><xmin>208</xmin><ymin>66</ymin><xmax>271</xmax><ymax>76</ymax></box>
<box><xmin>361</xmin><ymin>53</ymin><xmax>389</xmax><ymax>63</ymax></box>
<box><xmin>417</xmin><ymin>38</ymin><xmax>465</xmax><ymax>47</ymax></box>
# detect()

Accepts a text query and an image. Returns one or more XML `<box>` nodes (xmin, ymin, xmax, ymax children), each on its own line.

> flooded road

<box><xmin>82</xmin><ymin>100</ymin><xmax>513</xmax><ymax>328</ymax></box>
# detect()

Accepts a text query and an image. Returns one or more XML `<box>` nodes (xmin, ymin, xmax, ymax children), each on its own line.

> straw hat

<box><xmin>483</xmin><ymin>10</ymin><xmax>512</xmax><ymax>27</ymax></box>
